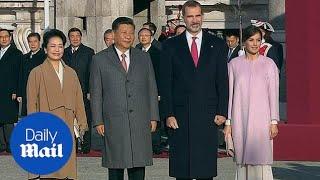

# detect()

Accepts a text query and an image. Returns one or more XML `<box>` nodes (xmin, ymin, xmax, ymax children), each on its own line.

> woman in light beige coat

<box><xmin>27</xmin><ymin>29</ymin><xmax>88</xmax><ymax>180</ymax></box>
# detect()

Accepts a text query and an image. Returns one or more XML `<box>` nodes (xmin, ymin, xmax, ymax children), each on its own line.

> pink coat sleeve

<box><xmin>268</xmin><ymin>62</ymin><xmax>280</xmax><ymax>121</ymax></box>
<box><xmin>227</xmin><ymin>63</ymin><xmax>234</xmax><ymax>120</ymax></box>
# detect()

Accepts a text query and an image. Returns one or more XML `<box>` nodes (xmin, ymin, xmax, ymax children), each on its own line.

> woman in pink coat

<box><xmin>224</xmin><ymin>25</ymin><xmax>279</xmax><ymax>179</ymax></box>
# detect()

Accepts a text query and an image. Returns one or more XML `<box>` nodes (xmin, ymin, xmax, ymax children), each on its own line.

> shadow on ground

<box><xmin>273</xmin><ymin>163</ymin><xmax>320</xmax><ymax>180</ymax></box>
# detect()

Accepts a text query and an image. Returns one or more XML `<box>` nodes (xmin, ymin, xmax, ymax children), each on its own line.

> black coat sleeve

<box><xmin>216</xmin><ymin>41</ymin><xmax>229</xmax><ymax>117</ymax></box>
<box><xmin>159</xmin><ymin>40</ymin><xmax>174</xmax><ymax>120</ymax></box>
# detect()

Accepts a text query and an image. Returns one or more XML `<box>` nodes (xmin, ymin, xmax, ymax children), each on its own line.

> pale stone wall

<box><xmin>0</xmin><ymin>0</ymin><xmax>285</xmax><ymax>52</ymax></box>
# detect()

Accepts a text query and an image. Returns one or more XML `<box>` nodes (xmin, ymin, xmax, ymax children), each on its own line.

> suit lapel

<box><xmin>61</xmin><ymin>61</ymin><xmax>73</xmax><ymax>110</ymax></box>
<box><xmin>41</xmin><ymin>59</ymin><xmax>64</xmax><ymax>110</ymax></box>
<box><xmin>109</xmin><ymin>45</ymin><xmax>128</xmax><ymax>75</ymax></box>
<box><xmin>197</xmin><ymin>32</ymin><xmax>211</xmax><ymax>68</ymax></box>
<box><xmin>178</xmin><ymin>32</ymin><xmax>197</xmax><ymax>70</ymax></box>
<box><xmin>1</xmin><ymin>45</ymin><xmax>14</xmax><ymax>62</ymax></box>
<box><xmin>127</xmin><ymin>48</ymin><xmax>136</xmax><ymax>76</ymax></box>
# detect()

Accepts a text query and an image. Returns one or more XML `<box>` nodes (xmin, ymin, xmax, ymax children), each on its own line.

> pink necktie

<box><xmin>121</xmin><ymin>54</ymin><xmax>127</xmax><ymax>72</ymax></box>
<box><xmin>191</xmin><ymin>37</ymin><xmax>199</xmax><ymax>67</ymax></box>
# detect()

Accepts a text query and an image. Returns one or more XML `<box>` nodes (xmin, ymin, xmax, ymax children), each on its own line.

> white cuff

<box><xmin>271</xmin><ymin>120</ymin><xmax>278</xmax><ymax>124</ymax></box>
<box><xmin>225</xmin><ymin>119</ymin><xmax>231</xmax><ymax>126</ymax></box>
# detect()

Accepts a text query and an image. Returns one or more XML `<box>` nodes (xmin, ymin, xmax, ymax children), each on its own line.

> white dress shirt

<box><xmin>186</xmin><ymin>30</ymin><xmax>203</xmax><ymax>58</ymax></box>
<box><xmin>114</xmin><ymin>46</ymin><xmax>130</xmax><ymax>69</ymax></box>
<box><xmin>54</xmin><ymin>61</ymin><xmax>64</xmax><ymax>89</ymax></box>
<box><xmin>142</xmin><ymin>44</ymin><xmax>152</xmax><ymax>52</ymax></box>
<box><xmin>71</xmin><ymin>46</ymin><xmax>79</xmax><ymax>53</ymax></box>
<box><xmin>0</xmin><ymin>44</ymin><xmax>11</xmax><ymax>60</ymax></box>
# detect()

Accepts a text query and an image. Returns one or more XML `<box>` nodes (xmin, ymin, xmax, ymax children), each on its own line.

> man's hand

<box><xmin>12</xmin><ymin>94</ymin><xmax>17</xmax><ymax>100</ymax></box>
<box><xmin>270</xmin><ymin>124</ymin><xmax>278</xmax><ymax>139</ymax></box>
<box><xmin>151</xmin><ymin>121</ymin><xmax>157</xmax><ymax>132</ymax></box>
<box><xmin>214</xmin><ymin>115</ymin><xmax>226</xmax><ymax>125</ymax></box>
<box><xmin>96</xmin><ymin>125</ymin><xmax>105</xmax><ymax>136</ymax></box>
<box><xmin>166</xmin><ymin>116</ymin><xmax>179</xmax><ymax>129</ymax></box>
<box><xmin>17</xmin><ymin>97</ymin><xmax>22</xmax><ymax>102</ymax></box>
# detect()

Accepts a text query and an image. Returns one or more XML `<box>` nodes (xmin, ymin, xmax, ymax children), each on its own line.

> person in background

<box><xmin>0</xmin><ymin>28</ymin><xmax>23</xmax><ymax>153</ymax></box>
<box><xmin>63</xmin><ymin>27</ymin><xmax>95</xmax><ymax>154</ymax></box>
<box><xmin>224</xmin><ymin>25</ymin><xmax>279</xmax><ymax>179</ymax></box>
<box><xmin>137</xmin><ymin>27</ymin><xmax>162</xmax><ymax>155</ymax></box>
<box><xmin>174</xmin><ymin>25</ymin><xmax>186</xmax><ymax>36</ymax></box>
<box><xmin>225</xmin><ymin>30</ymin><xmax>240</xmax><ymax>62</ymax></box>
<box><xmin>251</xmin><ymin>19</ymin><xmax>283</xmax><ymax>71</ymax></box>
<box><xmin>104</xmin><ymin>29</ymin><xmax>114</xmax><ymax>48</ymax></box>
<box><xmin>136</xmin><ymin>22</ymin><xmax>162</xmax><ymax>51</ymax></box>
<box><xmin>27</xmin><ymin>29</ymin><xmax>88</xmax><ymax>179</ymax></box>
<box><xmin>158</xmin><ymin>14</ymin><xmax>180</xmax><ymax>42</ymax></box>
<box><xmin>18</xmin><ymin>32</ymin><xmax>46</xmax><ymax>117</ymax></box>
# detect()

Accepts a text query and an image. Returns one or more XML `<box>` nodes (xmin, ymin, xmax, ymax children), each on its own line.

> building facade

<box><xmin>0</xmin><ymin>0</ymin><xmax>284</xmax><ymax>52</ymax></box>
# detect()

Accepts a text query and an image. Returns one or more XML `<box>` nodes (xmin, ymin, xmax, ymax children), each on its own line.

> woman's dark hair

<box><xmin>42</xmin><ymin>29</ymin><xmax>66</xmax><ymax>48</ymax></box>
<box><xmin>242</xmin><ymin>25</ymin><xmax>262</xmax><ymax>42</ymax></box>
<box><xmin>112</xmin><ymin>17</ymin><xmax>135</xmax><ymax>32</ymax></box>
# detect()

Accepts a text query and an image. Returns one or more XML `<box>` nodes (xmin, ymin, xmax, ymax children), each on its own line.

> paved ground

<box><xmin>0</xmin><ymin>156</ymin><xmax>319</xmax><ymax>180</ymax></box>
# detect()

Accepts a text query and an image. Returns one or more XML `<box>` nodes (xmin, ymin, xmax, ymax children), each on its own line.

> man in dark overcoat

<box><xmin>63</xmin><ymin>27</ymin><xmax>95</xmax><ymax>153</ymax></box>
<box><xmin>0</xmin><ymin>29</ymin><xmax>23</xmax><ymax>153</ymax></box>
<box><xmin>90</xmin><ymin>17</ymin><xmax>159</xmax><ymax>180</ymax></box>
<box><xmin>18</xmin><ymin>32</ymin><xmax>46</xmax><ymax>116</ymax></box>
<box><xmin>159</xmin><ymin>1</ymin><xmax>229</xmax><ymax>179</ymax></box>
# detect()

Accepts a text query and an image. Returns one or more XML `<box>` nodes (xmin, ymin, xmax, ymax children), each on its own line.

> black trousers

<box><xmin>79</xmin><ymin>99</ymin><xmax>91</xmax><ymax>153</ymax></box>
<box><xmin>0</xmin><ymin>123</ymin><xmax>14</xmax><ymax>152</ymax></box>
<box><xmin>108</xmin><ymin>167</ymin><xmax>145</xmax><ymax>180</ymax></box>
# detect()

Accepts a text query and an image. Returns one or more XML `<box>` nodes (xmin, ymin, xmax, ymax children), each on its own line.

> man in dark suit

<box><xmin>90</xmin><ymin>17</ymin><xmax>159</xmax><ymax>180</ymax></box>
<box><xmin>137</xmin><ymin>27</ymin><xmax>162</xmax><ymax>154</ymax></box>
<box><xmin>225</xmin><ymin>30</ymin><xmax>240</xmax><ymax>62</ymax></box>
<box><xmin>17</xmin><ymin>32</ymin><xmax>46</xmax><ymax>116</ymax></box>
<box><xmin>265</xmin><ymin>31</ymin><xmax>284</xmax><ymax>71</ymax></box>
<box><xmin>159</xmin><ymin>1</ymin><xmax>228</xmax><ymax>179</ymax></box>
<box><xmin>0</xmin><ymin>29</ymin><xmax>23</xmax><ymax>153</ymax></box>
<box><xmin>136</xmin><ymin>22</ymin><xmax>162</xmax><ymax>51</ymax></box>
<box><xmin>104</xmin><ymin>29</ymin><xmax>114</xmax><ymax>48</ymax></box>
<box><xmin>63</xmin><ymin>27</ymin><xmax>95</xmax><ymax>154</ymax></box>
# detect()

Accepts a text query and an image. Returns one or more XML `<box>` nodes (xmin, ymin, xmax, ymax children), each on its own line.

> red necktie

<box><xmin>191</xmin><ymin>37</ymin><xmax>199</xmax><ymax>67</ymax></box>
<box><xmin>121</xmin><ymin>54</ymin><xmax>127</xmax><ymax>72</ymax></box>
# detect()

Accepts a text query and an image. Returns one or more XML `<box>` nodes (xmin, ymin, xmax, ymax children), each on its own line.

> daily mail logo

<box><xmin>10</xmin><ymin>112</ymin><xmax>73</xmax><ymax>175</ymax></box>
<box><xmin>21</xmin><ymin>128</ymin><xmax>62</xmax><ymax>158</ymax></box>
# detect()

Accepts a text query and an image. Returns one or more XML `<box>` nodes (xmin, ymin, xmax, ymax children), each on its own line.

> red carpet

<box><xmin>76</xmin><ymin>150</ymin><xmax>230</xmax><ymax>158</ymax></box>
<box><xmin>1</xmin><ymin>150</ymin><xmax>230</xmax><ymax>158</ymax></box>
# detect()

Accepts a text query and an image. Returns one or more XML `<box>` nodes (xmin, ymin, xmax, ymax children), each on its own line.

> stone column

<box><xmin>151</xmin><ymin>0</ymin><xmax>166</xmax><ymax>39</ymax></box>
<box><xmin>95</xmin><ymin>0</ymin><xmax>134</xmax><ymax>51</ymax></box>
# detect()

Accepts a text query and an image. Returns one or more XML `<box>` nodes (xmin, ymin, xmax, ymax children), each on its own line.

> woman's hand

<box><xmin>223</xmin><ymin>125</ymin><xmax>232</xmax><ymax>139</ymax></box>
<box><xmin>270</xmin><ymin>124</ymin><xmax>278</xmax><ymax>139</ymax></box>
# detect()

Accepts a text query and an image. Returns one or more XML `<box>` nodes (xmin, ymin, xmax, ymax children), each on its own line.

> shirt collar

<box><xmin>31</xmin><ymin>48</ymin><xmax>41</xmax><ymax>55</ymax></box>
<box><xmin>1</xmin><ymin>44</ymin><xmax>11</xmax><ymax>52</ymax></box>
<box><xmin>114</xmin><ymin>45</ymin><xmax>130</xmax><ymax>60</ymax></box>
<box><xmin>186</xmin><ymin>30</ymin><xmax>203</xmax><ymax>41</ymax></box>
<box><xmin>142</xmin><ymin>44</ymin><xmax>152</xmax><ymax>52</ymax></box>
<box><xmin>71</xmin><ymin>46</ymin><xmax>79</xmax><ymax>52</ymax></box>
